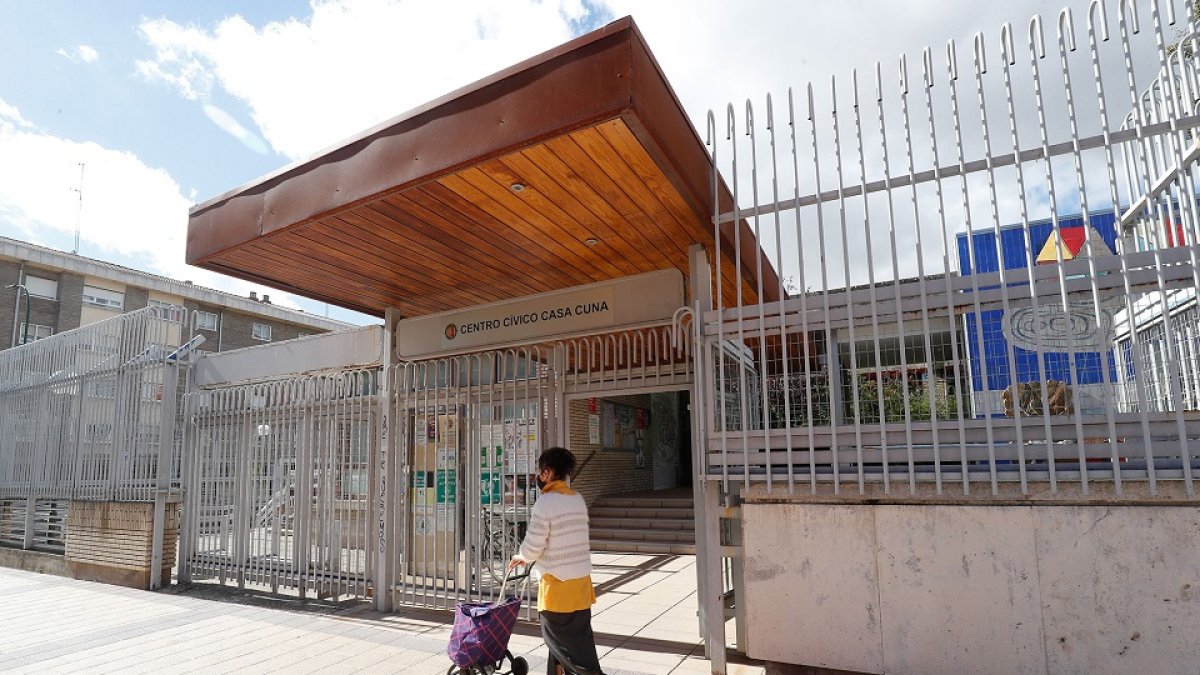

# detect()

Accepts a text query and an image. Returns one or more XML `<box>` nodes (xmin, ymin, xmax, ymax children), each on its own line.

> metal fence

<box><xmin>0</xmin><ymin>306</ymin><xmax>186</xmax><ymax>551</ymax></box>
<box><xmin>178</xmin><ymin>326</ymin><xmax>688</xmax><ymax>611</ymax></box>
<box><xmin>699</xmin><ymin>0</ymin><xmax>1200</xmax><ymax>499</ymax></box>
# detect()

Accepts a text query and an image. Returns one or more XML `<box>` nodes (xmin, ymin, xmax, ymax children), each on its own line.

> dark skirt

<box><xmin>540</xmin><ymin>608</ymin><xmax>604</xmax><ymax>675</ymax></box>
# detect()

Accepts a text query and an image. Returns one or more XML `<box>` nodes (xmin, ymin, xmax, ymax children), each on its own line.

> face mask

<box><xmin>536</xmin><ymin>474</ymin><xmax>547</xmax><ymax>490</ymax></box>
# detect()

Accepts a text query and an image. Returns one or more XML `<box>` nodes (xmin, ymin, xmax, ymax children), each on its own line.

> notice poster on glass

<box><xmin>602</xmin><ymin>401</ymin><xmax>649</xmax><ymax>453</ymax></box>
<box><xmin>410</xmin><ymin>408</ymin><xmax>460</xmax><ymax>575</ymax></box>
<box><xmin>503</xmin><ymin>417</ymin><xmax>538</xmax><ymax>474</ymax></box>
<box><xmin>503</xmin><ymin>474</ymin><xmax>530</xmax><ymax>507</ymax></box>
<box><xmin>480</xmin><ymin>423</ymin><xmax>504</xmax><ymax>505</ymax></box>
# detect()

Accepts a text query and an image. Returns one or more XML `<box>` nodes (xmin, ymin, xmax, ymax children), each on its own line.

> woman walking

<box><xmin>511</xmin><ymin>447</ymin><xmax>605</xmax><ymax>675</ymax></box>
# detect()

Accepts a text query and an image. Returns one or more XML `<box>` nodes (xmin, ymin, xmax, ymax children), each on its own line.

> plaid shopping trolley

<box><xmin>446</xmin><ymin>564</ymin><xmax>532</xmax><ymax>675</ymax></box>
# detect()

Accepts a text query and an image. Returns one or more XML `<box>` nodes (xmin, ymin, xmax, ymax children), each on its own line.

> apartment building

<box><xmin>0</xmin><ymin>237</ymin><xmax>351</xmax><ymax>351</ymax></box>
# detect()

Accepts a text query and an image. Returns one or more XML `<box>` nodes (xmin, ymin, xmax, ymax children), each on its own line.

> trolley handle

<box><xmin>499</xmin><ymin>562</ymin><xmax>533</xmax><ymax>599</ymax></box>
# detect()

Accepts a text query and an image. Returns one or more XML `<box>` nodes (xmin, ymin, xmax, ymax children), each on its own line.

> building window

<box><xmin>23</xmin><ymin>275</ymin><xmax>57</xmax><ymax>300</ymax></box>
<box><xmin>85</xmin><ymin>423</ymin><xmax>113</xmax><ymax>443</ymax></box>
<box><xmin>141</xmin><ymin>382</ymin><xmax>164</xmax><ymax>402</ymax></box>
<box><xmin>252</xmin><ymin>322</ymin><xmax>272</xmax><ymax>341</ymax></box>
<box><xmin>18</xmin><ymin>323</ymin><xmax>53</xmax><ymax>344</ymax></box>
<box><xmin>82</xmin><ymin>285</ymin><xmax>124</xmax><ymax>310</ymax></box>
<box><xmin>88</xmin><ymin>379</ymin><xmax>116</xmax><ymax>399</ymax></box>
<box><xmin>195</xmin><ymin>310</ymin><xmax>218</xmax><ymax>332</ymax></box>
<box><xmin>148</xmin><ymin>300</ymin><xmax>185</xmax><ymax>322</ymax></box>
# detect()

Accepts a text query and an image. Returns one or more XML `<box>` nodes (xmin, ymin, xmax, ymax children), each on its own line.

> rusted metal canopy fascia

<box><xmin>187</xmin><ymin>18</ymin><xmax>641</xmax><ymax>266</ymax></box>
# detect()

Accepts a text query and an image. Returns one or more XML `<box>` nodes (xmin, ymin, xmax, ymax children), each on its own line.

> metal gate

<box><xmin>691</xmin><ymin>0</ymin><xmax>1200</xmax><ymax>668</ymax></box>
<box><xmin>179</xmin><ymin>325</ymin><xmax>687</xmax><ymax>613</ymax></box>
<box><xmin>380</xmin><ymin>348</ymin><xmax>553</xmax><ymax>614</ymax></box>
<box><xmin>178</xmin><ymin>370</ymin><xmax>377</xmax><ymax>599</ymax></box>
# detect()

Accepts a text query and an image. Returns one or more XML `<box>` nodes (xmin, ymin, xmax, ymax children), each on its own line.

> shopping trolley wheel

<box><xmin>510</xmin><ymin>656</ymin><xmax>528</xmax><ymax>675</ymax></box>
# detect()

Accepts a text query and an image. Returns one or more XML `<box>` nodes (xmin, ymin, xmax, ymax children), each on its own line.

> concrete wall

<box><xmin>742</xmin><ymin>493</ymin><xmax>1200</xmax><ymax>674</ymax></box>
<box><xmin>56</xmin><ymin>273</ymin><xmax>83</xmax><ymax>333</ymax></box>
<box><xmin>219</xmin><ymin>308</ymin><xmax>313</xmax><ymax>351</ymax></box>
<box><xmin>0</xmin><ymin>261</ymin><xmax>73</xmax><ymax>347</ymax></box>
<box><xmin>124</xmin><ymin>286</ymin><xmax>149</xmax><ymax>312</ymax></box>
<box><xmin>0</xmin><ymin>259</ymin><xmax>23</xmax><ymax>344</ymax></box>
<box><xmin>193</xmin><ymin>326</ymin><xmax>383</xmax><ymax>387</ymax></box>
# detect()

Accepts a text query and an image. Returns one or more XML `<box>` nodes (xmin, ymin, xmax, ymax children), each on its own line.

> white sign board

<box><xmin>395</xmin><ymin>269</ymin><xmax>684</xmax><ymax>357</ymax></box>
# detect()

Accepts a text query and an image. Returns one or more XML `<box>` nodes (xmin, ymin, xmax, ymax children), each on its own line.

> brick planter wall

<box><xmin>65</xmin><ymin>501</ymin><xmax>180</xmax><ymax>589</ymax></box>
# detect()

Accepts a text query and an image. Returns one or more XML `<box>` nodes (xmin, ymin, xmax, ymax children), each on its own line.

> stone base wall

<box><xmin>740</xmin><ymin>486</ymin><xmax>1200</xmax><ymax>674</ymax></box>
<box><xmin>0</xmin><ymin>546</ymin><xmax>69</xmax><ymax>576</ymax></box>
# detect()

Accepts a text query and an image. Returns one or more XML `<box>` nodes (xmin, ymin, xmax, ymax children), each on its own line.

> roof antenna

<box><xmin>71</xmin><ymin>162</ymin><xmax>85</xmax><ymax>255</ymax></box>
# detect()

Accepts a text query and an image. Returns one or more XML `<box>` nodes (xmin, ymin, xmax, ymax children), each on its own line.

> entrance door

<box><xmin>388</xmin><ymin>349</ymin><xmax>553</xmax><ymax>612</ymax></box>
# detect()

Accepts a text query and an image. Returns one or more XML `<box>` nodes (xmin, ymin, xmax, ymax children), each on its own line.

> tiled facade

<box><xmin>0</xmin><ymin>237</ymin><xmax>349</xmax><ymax>351</ymax></box>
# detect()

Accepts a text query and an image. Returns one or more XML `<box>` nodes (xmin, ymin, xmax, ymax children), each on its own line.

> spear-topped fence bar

<box><xmin>701</xmin><ymin>0</ymin><xmax>1200</xmax><ymax>499</ymax></box>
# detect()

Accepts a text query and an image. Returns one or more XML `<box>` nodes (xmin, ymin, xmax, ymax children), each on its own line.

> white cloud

<box><xmin>0</xmin><ymin>100</ymin><xmax>34</xmax><ymax>130</ymax></box>
<box><xmin>0</xmin><ymin>97</ymin><xmax>306</xmax><ymax>307</ymax></box>
<box><xmin>136</xmin><ymin>19</ymin><xmax>216</xmax><ymax>101</ymax></box>
<box><xmin>56</xmin><ymin>44</ymin><xmax>100</xmax><ymax>63</ymax></box>
<box><xmin>202</xmin><ymin>104</ymin><xmax>269</xmax><ymax>154</ymax></box>
<box><xmin>137</xmin><ymin>0</ymin><xmax>602</xmax><ymax>160</ymax></box>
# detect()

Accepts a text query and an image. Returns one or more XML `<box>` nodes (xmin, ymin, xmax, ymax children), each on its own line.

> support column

<box><xmin>235</xmin><ymin>416</ymin><xmax>254</xmax><ymax>591</ymax></box>
<box><xmin>21</xmin><ymin>495</ymin><xmax>35</xmax><ymax>550</ymax></box>
<box><xmin>150</xmin><ymin>360</ymin><xmax>180</xmax><ymax>589</ymax></box>
<box><xmin>374</xmin><ymin>308</ymin><xmax>400</xmax><ymax>612</ymax></box>
<box><xmin>688</xmin><ymin>244</ymin><xmax>727</xmax><ymax>673</ymax></box>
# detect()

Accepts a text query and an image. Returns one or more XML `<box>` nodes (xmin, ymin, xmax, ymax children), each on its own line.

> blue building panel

<box><xmin>957</xmin><ymin>213</ymin><xmax>1120</xmax><ymax>276</ymax></box>
<box><xmin>956</xmin><ymin>213</ymin><xmax>1121</xmax><ymax>399</ymax></box>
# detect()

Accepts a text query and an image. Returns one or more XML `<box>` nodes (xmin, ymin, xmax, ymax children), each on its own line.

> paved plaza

<box><xmin>0</xmin><ymin>553</ymin><xmax>764</xmax><ymax>674</ymax></box>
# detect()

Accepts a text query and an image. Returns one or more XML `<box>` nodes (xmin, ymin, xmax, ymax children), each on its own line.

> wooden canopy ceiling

<box><xmin>187</xmin><ymin>17</ymin><xmax>780</xmax><ymax>319</ymax></box>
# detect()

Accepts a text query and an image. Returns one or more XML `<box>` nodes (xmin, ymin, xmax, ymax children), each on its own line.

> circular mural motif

<box><xmin>1003</xmin><ymin>302</ymin><xmax>1113</xmax><ymax>352</ymax></box>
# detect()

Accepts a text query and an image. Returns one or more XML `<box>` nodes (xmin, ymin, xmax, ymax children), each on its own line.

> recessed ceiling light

<box><xmin>585</xmin><ymin>238</ymin><xmax>599</xmax><ymax>246</ymax></box>
<box><xmin>510</xmin><ymin>182</ymin><xmax>526</xmax><ymax>192</ymax></box>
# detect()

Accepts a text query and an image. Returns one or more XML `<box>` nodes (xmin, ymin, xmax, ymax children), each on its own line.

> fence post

<box><xmin>177</xmin><ymin>375</ymin><xmax>198</xmax><ymax>585</ymax></box>
<box><xmin>374</xmin><ymin>309</ymin><xmax>400</xmax><ymax>612</ymax></box>
<box><xmin>149</xmin><ymin>359</ymin><xmax>180</xmax><ymax>589</ymax></box>
<box><xmin>688</xmin><ymin>244</ymin><xmax>728</xmax><ymax>673</ymax></box>
<box><xmin>21</xmin><ymin>494</ymin><xmax>35</xmax><ymax>549</ymax></box>
<box><xmin>551</xmin><ymin>345</ymin><xmax>567</xmax><ymax>448</ymax></box>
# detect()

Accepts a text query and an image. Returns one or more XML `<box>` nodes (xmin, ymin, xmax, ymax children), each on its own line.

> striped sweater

<box><xmin>517</xmin><ymin>489</ymin><xmax>592</xmax><ymax>581</ymax></box>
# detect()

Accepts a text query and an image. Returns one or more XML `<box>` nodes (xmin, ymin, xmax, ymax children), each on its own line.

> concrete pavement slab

<box><xmin>0</xmin><ymin>553</ymin><xmax>761</xmax><ymax>674</ymax></box>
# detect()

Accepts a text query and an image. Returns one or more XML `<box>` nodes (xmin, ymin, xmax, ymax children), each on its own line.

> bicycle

<box><xmin>478</xmin><ymin>505</ymin><xmax>527</xmax><ymax>586</ymax></box>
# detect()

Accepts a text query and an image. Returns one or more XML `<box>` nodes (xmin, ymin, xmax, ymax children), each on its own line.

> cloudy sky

<box><xmin>0</xmin><ymin>0</ymin><xmax>1177</xmax><ymax>323</ymax></box>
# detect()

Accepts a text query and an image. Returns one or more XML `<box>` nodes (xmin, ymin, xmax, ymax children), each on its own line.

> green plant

<box><xmin>852</xmin><ymin>371</ymin><xmax>959</xmax><ymax>423</ymax></box>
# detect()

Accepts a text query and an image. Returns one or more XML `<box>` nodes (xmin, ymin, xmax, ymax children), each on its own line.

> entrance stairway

<box><xmin>589</xmin><ymin>489</ymin><xmax>695</xmax><ymax>555</ymax></box>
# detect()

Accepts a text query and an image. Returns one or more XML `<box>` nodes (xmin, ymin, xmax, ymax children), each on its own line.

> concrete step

<box><xmin>591</xmin><ymin>527</ymin><xmax>695</xmax><ymax>544</ymax></box>
<box><xmin>590</xmin><ymin>506</ymin><xmax>694</xmax><ymax>520</ymax></box>
<box><xmin>591</xmin><ymin>517</ymin><xmax>692</xmax><ymax>531</ymax></box>
<box><xmin>590</xmin><ymin>538</ymin><xmax>695</xmax><ymax>555</ymax></box>
<box><xmin>593</xmin><ymin>496</ymin><xmax>694</xmax><ymax>509</ymax></box>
